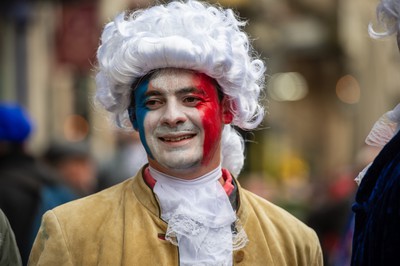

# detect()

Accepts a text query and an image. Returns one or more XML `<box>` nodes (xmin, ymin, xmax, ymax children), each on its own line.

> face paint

<box><xmin>194</xmin><ymin>73</ymin><xmax>224</xmax><ymax>165</ymax></box>
<box><xmin>134</xmin><ymin>69</ymin><xmax>228</xmax><ymax>178</ymax></box>
<box><xmin>133</xmin><ymin>79</ymin><xmax>154</xmax><ymax>158</ymax></box>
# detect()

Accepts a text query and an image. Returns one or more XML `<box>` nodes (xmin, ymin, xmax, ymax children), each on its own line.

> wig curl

<box><xmin>369</xmin><ymin>0</ymin><xmax>400</xmax><ymax>39</ymax></box>
<box><xmin>95</xmin><ymin>0</ymin><xmax>266</xmax><ymax>176</ymax></box>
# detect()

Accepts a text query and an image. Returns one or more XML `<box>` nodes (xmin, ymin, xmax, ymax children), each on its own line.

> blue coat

<box><xmin>352</xmin><ymin>130</ymin><xmax>400</xmax><ymax>265</ymax></box>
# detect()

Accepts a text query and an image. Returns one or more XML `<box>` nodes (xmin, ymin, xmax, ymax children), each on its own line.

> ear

<box><xmin>221</xmin><ymin>97</ymin><xmax>233</xmax><ymax>124</ymax></box>
<box><xmin>128</xmin><ymin>107</ymin><xmax>138</xmax><ymax>130</ymax></box>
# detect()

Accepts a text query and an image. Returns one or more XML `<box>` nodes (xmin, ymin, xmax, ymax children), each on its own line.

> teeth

<box><xmin>163</xmin><ymin>135</ymin><xmax>193</xmax><ymax>142</ymax></box>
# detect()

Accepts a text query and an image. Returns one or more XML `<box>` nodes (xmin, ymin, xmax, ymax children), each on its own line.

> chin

<box><xmin>155</xmin><ymin>150</ymin><xmax>202</xmax><ymax>168</ymax></box>
<box><xmin>162</xmin><ymin>159</ymin><xmax>201</xmax><ymax>170</ymax></box>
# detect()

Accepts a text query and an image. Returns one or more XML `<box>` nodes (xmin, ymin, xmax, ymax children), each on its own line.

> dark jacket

<box><xmin>352</xmin><ymin>130</ymin><xmax>400</xmax><ymax>265</ymax></box>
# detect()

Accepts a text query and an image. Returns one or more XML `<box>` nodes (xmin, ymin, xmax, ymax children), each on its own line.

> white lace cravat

<box><xmin>149</xmin><ymin>165</ymin><xmax>243</xmax><ymax>266</ymax></box>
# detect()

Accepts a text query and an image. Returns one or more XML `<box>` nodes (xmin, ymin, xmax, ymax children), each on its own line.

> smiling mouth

<box><xmin>159</xmin><ymin>134</ymin><xmax>196</xmax><ymax>142</ymax></box>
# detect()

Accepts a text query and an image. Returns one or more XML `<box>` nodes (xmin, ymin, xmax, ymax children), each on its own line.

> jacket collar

<box><xmin>131</xmin><ymin>164</ymin><xmax>249</xmax><ymax>226</ymax></box>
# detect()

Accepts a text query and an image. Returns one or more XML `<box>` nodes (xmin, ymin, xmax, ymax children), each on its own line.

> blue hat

<box><xmin>0</xmin><ymin>103</ymin><xmax>33</xmax><ymax>142</ymax></box>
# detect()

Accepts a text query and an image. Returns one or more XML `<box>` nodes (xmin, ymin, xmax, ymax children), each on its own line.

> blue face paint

<box><xmin>134</xmin><ymin>79</ymin><xmax>154</xmax><ymax>159</ymax></box>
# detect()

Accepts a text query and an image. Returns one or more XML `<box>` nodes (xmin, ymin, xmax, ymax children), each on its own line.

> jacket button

<box><xmin>234</xmin><ymin>250</ymin><xmax>245</xmax><ymax>263</ymax></box>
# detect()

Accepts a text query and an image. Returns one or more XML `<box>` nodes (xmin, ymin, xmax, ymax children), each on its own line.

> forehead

<box><xmin>149</xmin><ymin>68</ymin><xmax>199</xmax><ymax>90</ymax></box>
<box><xmin>147</xmin><ymin>68</ymin><xmax>215</xmax><ymax>93</ymax></box>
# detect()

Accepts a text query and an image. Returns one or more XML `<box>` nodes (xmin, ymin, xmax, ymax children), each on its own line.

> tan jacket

<box><xmin>29</xmin><ymin>168</ymin><xmax>323</xmax><ymax>265</ymax></box>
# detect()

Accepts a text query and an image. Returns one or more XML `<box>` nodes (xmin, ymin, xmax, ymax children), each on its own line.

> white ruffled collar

<box><xmin>149</xmin><ymin>165</ymin><xmax>247</xmax><ymax>266</ymax></box>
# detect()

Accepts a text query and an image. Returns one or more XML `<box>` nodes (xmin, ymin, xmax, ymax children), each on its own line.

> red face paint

<box><xmin>194</xmin><ymin>74</ymin><xmax>224</xmax><ymax>165</ymax></box>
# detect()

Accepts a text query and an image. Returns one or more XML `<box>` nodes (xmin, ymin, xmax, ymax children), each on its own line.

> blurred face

<box><xmin>58</xmin><ymin>158</ymin><xmax>97</xmax><ymax>196</ymax></box>
<box><xmin>132</xmin><ymin>69</ymin><xmax>232</xmax><ymax>179</ymax></box>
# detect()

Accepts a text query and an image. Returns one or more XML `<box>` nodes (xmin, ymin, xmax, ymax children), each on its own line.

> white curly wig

<box><xmin>95</xmin><ymin>0</ymin><xmax>266</xmax><ymax>176</ymax></box>
<box><xmin>369</xmin><ymin>0</ymin><xmax>400</xmax><ymax>39</ymax></box>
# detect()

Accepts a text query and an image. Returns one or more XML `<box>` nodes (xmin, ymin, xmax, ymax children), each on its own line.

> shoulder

<box><xmin>52</xmin><ymin>178</ymin><xmax>135</xmax><ymax>221</ymax></box>
<box><xmin>238</xmin><ymin>187</ymin><xmax>323</xmax><ymax>265</ymax></box>
<box><xmin>35</xmin><ymin>178</ymin><xmax>137</xmax><ymax>248</ymax></box>
<box><xmin>239</xmin><ymin>187</ymin><xmax>319</xmax><ymax>242</ymax></box>
<box><xmin>29</xmin><ymin>178</ymin><xmax>140</xmax><ymax>265</ymax></box>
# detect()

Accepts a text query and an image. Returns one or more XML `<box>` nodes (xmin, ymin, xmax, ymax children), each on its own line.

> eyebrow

<box><xmin>176</xmin><ymin>87</ymin><xmax>206</xmax><ymax>96</ymax></box>
<box><xmin>144</xmin><ymin>87</ymin><xmax>206</xmax><ymax>97</ymax></box>
<box><xmin>144</xmin><ymin>90</ymin><xmax>162</xmax><ymax>97</ymax></box>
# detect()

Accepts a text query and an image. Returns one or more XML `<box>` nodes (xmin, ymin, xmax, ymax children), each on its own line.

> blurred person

<box><xmin>306</xmin><ymin>168</ymin><xmax>358</xmax><ymax>266</ymax></box>
<box><xmin>351</xmin><ymin>0</ymin><xmax>400</xmax><ymax>264</ymax></box>
<box><xmin>0</xmin><ymin>102</ymin><xmax>77</xmax><ymax>265</ymax></box>
<box><xmin>0</xmin><ymin>208</ymin><xmax>22</xmax><ymax>266</ymax></box>
<box><xmin>97</xmin><ymin>130</ymin><xmax>147</xmax><ymax>191</ymax></box>
<box><xmin>29</xmin><ymin>1</ymin><xmax>323</xmax><ymax>265</ymax></box>
<box><xmin>329</xmin><ymin>145</ymin><xmax>381</xmax><ymax>266</ymax></box>
<box><xmin>41</xmin><ymin>141</ymin><xmax>98</xmax><ymax>196</ymax></box>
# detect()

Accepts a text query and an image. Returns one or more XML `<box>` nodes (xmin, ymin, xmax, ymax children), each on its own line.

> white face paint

<box><xmin>134</xmin><ymin>68</ymin><xmax>229</xmax><ymax>179</ymax></box>
<box><xmin>143</xmin><ymin>69</ymin><xmax>206</xmax><ymax>174</ymax></box>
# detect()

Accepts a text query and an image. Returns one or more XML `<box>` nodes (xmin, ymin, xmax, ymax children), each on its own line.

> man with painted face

<box><xmin>29</xmin><ymin>1</ymin><xmax>322</xmax><ymax>265</ymax></box>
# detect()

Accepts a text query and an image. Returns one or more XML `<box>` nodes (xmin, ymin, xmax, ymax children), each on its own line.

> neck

<box><xmin>148</xmin><ymin>164</ymin><xmax>222</xmax><ymax>188</ymax></box>
<box><xmin>148</xmin><ymin>157</ymin><xmax>221</xmax><ymax>180</ymax></box>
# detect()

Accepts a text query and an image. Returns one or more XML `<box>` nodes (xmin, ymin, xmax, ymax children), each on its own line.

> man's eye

<box><xmin>183</xmin><ymin>97</ymin><xmax>201</xmax><ymax>106</ymax></box>
<box><xmin>145</xmin><ymin>99</ymin><xmax>163</xmax><ymax>109</ymax></box>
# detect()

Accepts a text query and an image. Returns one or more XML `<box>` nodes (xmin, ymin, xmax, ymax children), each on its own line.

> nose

<box><xmin>160</xmin><ymin>102</ymin><xmax>187</xmax><ymax>127</ymax></box>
